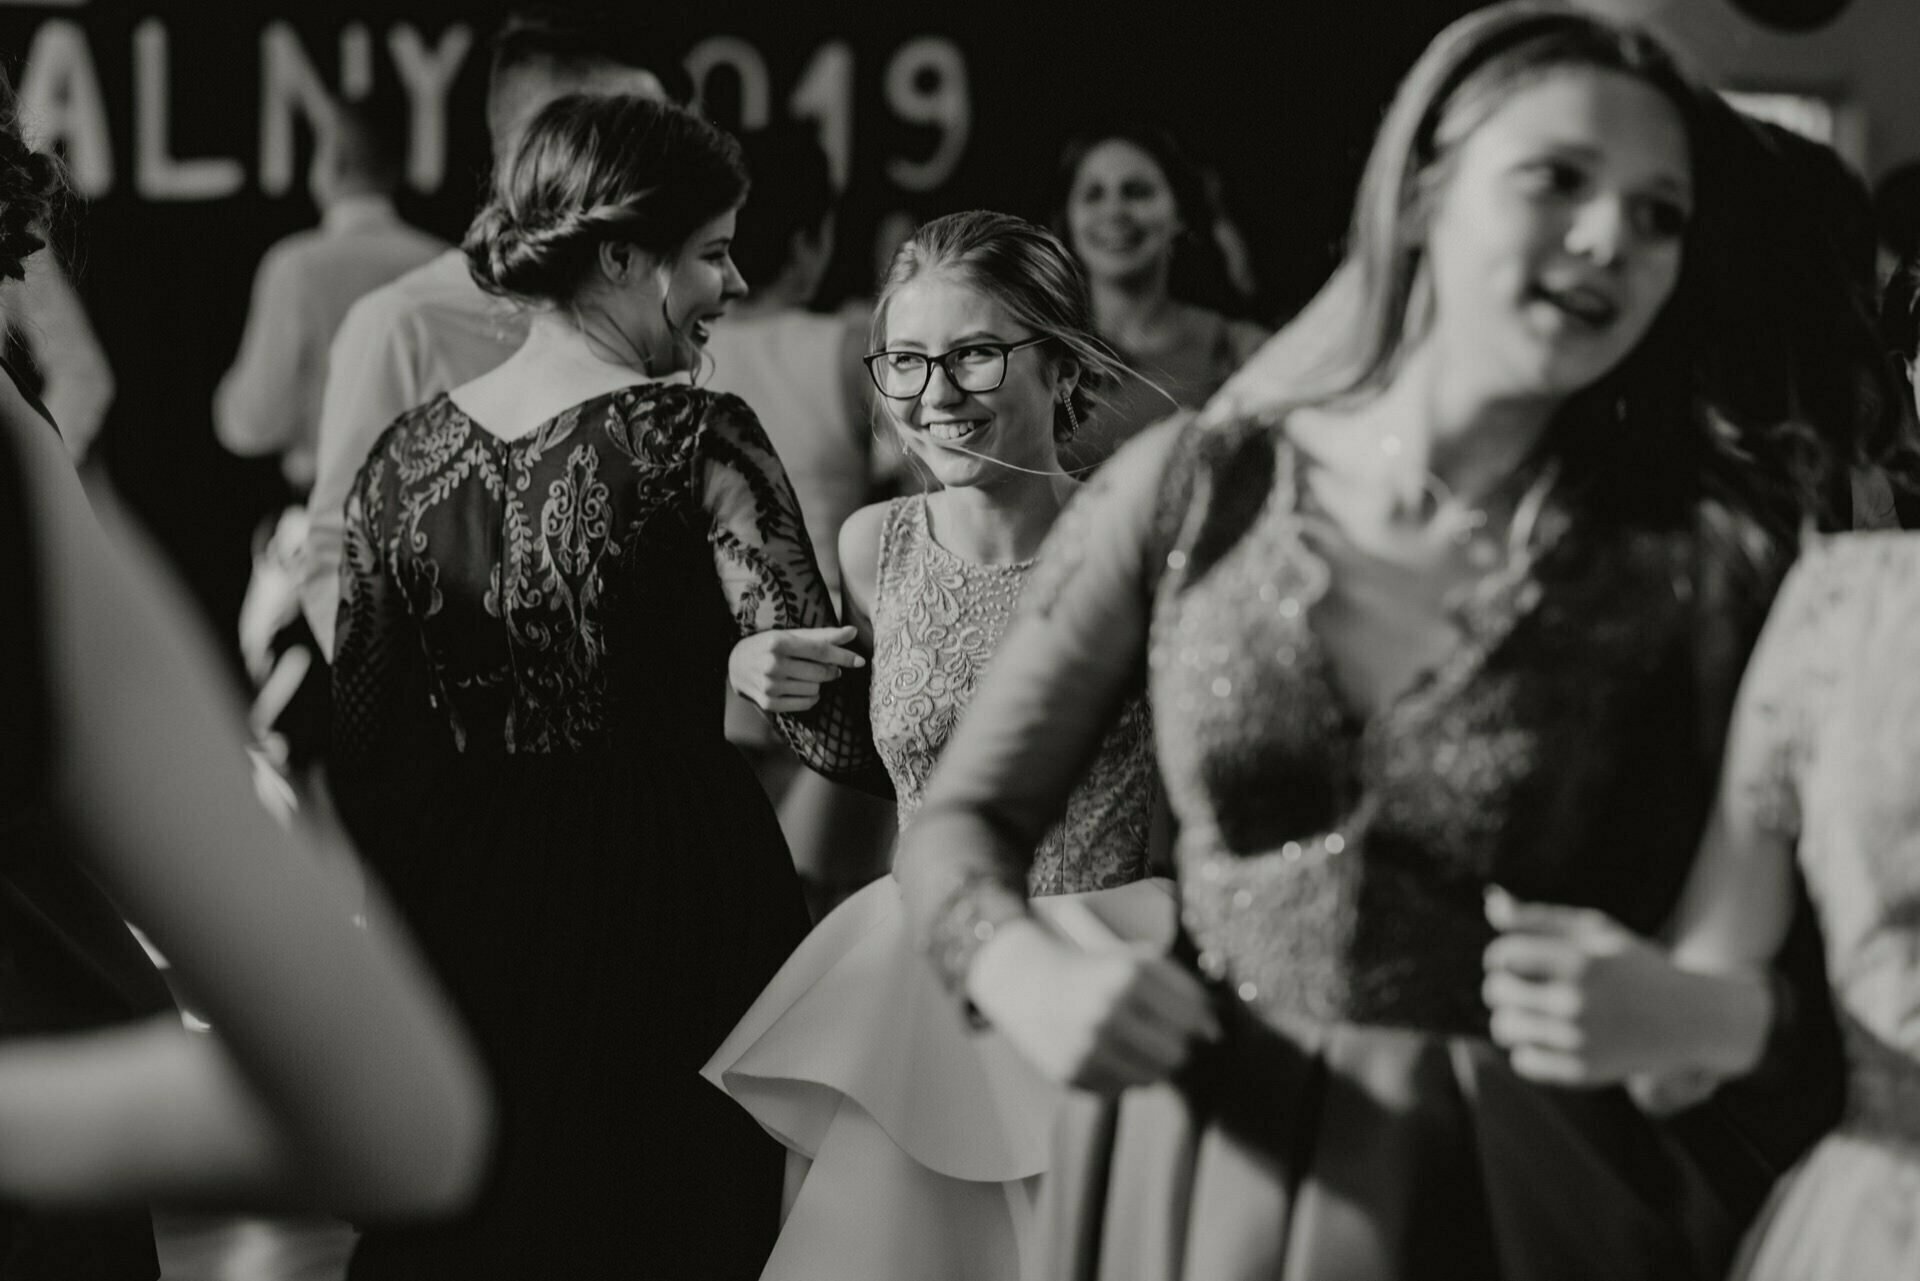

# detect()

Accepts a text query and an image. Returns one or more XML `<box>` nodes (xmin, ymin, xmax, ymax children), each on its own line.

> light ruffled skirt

<box><xmin>1732</xmin><ymin>1130</ymin><xmax>1920</xmax><ymax>1280</ymax></box>
<box><xmin>703</xmin><ymin>874</ymin><xmax>1177</xmax><ymax>1281</ymax></box>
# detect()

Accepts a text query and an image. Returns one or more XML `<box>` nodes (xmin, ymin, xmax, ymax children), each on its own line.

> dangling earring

<box><xmin>1060</xmin><ymin>392</ymin><xmax>1081</xmax><ymax>441</ymax></box>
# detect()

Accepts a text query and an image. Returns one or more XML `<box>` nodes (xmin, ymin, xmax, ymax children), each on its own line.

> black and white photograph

<box><xmin>0</xmin><ymin>0</ymin><xmax>1915</xmax><ymax>1277</ymax></box>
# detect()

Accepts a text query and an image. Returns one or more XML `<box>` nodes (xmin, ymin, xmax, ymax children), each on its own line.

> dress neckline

<box><xmin>1239</xmin><ymin>420</ymin><xmax>1568</xmax><ymax>737</ymax></box>
<box><xmin>440</xmin><ymin>381</ymin><xmax>674</xmax><ymax>447</ymax></box>
<box><xmin>914</xmin><ymin>495</ymin><xmax>1036</xmax><ymax>575</ymax></box>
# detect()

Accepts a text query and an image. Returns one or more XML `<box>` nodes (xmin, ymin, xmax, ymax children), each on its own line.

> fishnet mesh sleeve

<box><xmin>699</xmin><ymin>392</ymin><xmax>891</xmax><ymax>797</ymax></box>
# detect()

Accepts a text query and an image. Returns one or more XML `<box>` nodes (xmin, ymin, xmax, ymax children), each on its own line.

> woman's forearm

<box><xmin>0</xmin><ymin>1019</ymin><xmax>292</xmax><ymax>1208</ymax></box>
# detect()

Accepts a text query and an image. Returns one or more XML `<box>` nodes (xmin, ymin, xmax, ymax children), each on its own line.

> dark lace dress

<box><xmin>330</xmin><ymin>384</ymin><xmax>883</xmax><ymax>1280</ymax></box>
<box><xmin>0</xmin><ymin>361</ymin><xmax>174</xmax><ymax>1279</ymax></box>
<box><xmin>899</xmin><ymin>415</ymin><xmax>1843</xmax><ymax>1281</ymax></box>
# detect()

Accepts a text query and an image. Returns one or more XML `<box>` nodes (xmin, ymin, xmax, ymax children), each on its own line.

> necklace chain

<box><xmin>1378</xmin><ymin>432</ymin><xmax>1557</xmax><ymax>567</ymax></box>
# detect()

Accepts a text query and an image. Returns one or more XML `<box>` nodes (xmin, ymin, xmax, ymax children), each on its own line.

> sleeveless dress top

<box><xmin>871</xmin><ymin>495</ymin><xmax>1154</xmax><ymax>891</ymax></box>
<box><xmin>704</xmin><ymin>494</ymin><xmax>1174</xmax><ymax>1281</ymax></box>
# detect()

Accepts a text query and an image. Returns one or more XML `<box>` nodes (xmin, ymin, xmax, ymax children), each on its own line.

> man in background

<box><xmin>215</xmin><ymin>98</ymin><xmax>444</xmax><ymax>492</ymax></box>
<box><xmin>216</xmin><ymin>95</ymin><xmax>444</xmax><ymax>790</ymax></box>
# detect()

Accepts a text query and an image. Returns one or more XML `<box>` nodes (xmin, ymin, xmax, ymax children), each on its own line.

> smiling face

<box><xmin>609</xmin><ymin>206</ymin><xmax>746</xmax><ymax>374</ymax></box>
<box><xmin>876</xmin><ymin>271</ymin><xmax>1067</xmax><ymax>488</ymax></box>
<box><xmin>1422</xmin><ymin>67</ymin><xmax>1692</xmax><ymax>405</ymax></box>
<box><xmin>1065</xmin><ymin>139</ymin><xmax>1185</xmax><ymax>287</ymax></box>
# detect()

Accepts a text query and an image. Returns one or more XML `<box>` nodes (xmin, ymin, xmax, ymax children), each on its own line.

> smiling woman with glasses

<box><xmin>707</xmin><ymin>210</ymin><xmax>1172</xmax><ymax>1281</ymax></box>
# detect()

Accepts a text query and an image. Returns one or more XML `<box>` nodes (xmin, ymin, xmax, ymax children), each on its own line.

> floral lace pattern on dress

<box><xmin>334</xmin><ymin>385</ymin><xmax>885</xmax><ymax>786</ymax></box>
<box><xmin>872</xmin><ymin>496</ymin><xmax>1154</xmax><ymax>901</ymax></box>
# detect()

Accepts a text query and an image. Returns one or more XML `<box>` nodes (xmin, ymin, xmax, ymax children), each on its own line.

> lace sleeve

<box><xmin>698</xmin><ymin>392</ymin><xmax>890</xmax><ymax>795</ymax></box>
<box><xmin>897</xmin><ymin>418</ymin><xmax>1203</xmax><ymax>993</ymax></box>
<box><xmin>328</xmin><ymin>435</ymin><xmax>434</xmax><ymax>855</ymax></box>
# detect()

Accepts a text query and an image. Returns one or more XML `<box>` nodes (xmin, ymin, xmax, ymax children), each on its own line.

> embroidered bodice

<box><xmin>870</xmin><ymin>497</ymin><xmax>1153</xmax><ymax>897</ymax></box>
<box><xmin>899</xmin><ymin>415</ymin><xmax>1777</xmax><ymax>1037</ymax></box>
<box><xmin>1732</xmin><ymin>534</ymin><xmax>1920</xmax><ymax>1146</ymax></box>
<box><xmin>331</xmin><ymin>385</ymin><xmax>886</xmax><ymax>794</ymax></box>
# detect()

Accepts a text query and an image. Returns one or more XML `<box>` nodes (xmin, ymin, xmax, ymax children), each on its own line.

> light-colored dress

<box><xmin>703</xmin><ymin>495</ymin><xmax>1173</xmax><ymax>1281</ymax></box>
<box><xmin>1728</xmin><ymin>533</ymin><xmax>1920</xmax><ymax>1280</ymax></box>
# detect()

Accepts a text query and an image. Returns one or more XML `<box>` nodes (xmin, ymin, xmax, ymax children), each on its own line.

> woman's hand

<box><xmin>1482</xmin><ymin>887</ymin><xmax>1773</xmax><ymax>1089</ymax></box>
<box><xmin>967</xmin><ymin>917</ymin><xmax>1221</xmax><ymax>1095</ymax></box>
<box><xmin>729</xmin><ymin>625</ymin><xmax>865</xmax><ymax>713</ymax></box>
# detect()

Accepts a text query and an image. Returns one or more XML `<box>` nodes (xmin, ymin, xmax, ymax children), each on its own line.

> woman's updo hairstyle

<box><xmin>465</xmin><ymin>93</ymin><xmax>747</xmax><ymax>308</ymax></box>
<box><xmin>872</xmin><ymin>210</ymin><xmax>1132</xmax><ymax>444</ymax></box>
<box><xmin>0</xmin><ymin>69</ymin><xmax>63</xmax><ymax>284</ymax></box>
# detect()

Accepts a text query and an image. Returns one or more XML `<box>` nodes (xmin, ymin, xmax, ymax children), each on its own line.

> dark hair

<box><xmin>0</xmin><ymin>69</ymin><xmax>61</xmax><ymax>283</ymax></box>
<box><xmin>1878</xmin><ymin>247</ymin><xmax>1920</xmax><ymax>502</ymax></box>
<box><xmin>1884</xmin><ymin>252</ymin><xmax>1920</xmax><ymax>366</ymax></box>
<box><xmin>730</xmin><ymin>122</ymin><xmax>835</xmax><ymax>289</ymax></box>
<box><xmin>873</xmin><ymin>211</ymin><xmax>1133</xmax><ymax>444</ymax></box>
<box><xmin>1257</xmin><ymin>2</ymin><xmax>1847</xmax><ymax>546</ymax></box>
<box><xmin>464</xmin><ymin>93</ymin><xmax>747</xmax><ymax>310</ymax></box>
<box><xmin>1745</xmin><ymin>122</ymin><xmax>1920</xmax><ymax>517</ymax></box>
<box><xmin>327</xmin><ymin>96</ymin><xmax>408</xmax><ymax>195</ymax></box>
<box><xmin>488</xmin><ymin>5</ymin><xmax>691</xmax><ymax>105</ymax></box>
<box><xmin>1053</xmin><ymin>121</ymin><xmax>1252</xmax><ymax>318</ymax></box>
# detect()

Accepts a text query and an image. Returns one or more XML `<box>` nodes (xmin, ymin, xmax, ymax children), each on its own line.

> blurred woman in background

<box><xmin>1053</xmin><ymin>121</ymin><xmax>1269</xmax><ymax>463</ymax></box>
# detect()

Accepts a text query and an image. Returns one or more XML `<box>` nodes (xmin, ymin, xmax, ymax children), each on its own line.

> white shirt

<box><xmin>299</xmin><ymin>247</ymin><xmax>530</xmax><ymax>653</ymax></box>
<box><xmin>214</xmin><ymin>196</ymin><xmax>445</xmax><ymax>488</ymax></box>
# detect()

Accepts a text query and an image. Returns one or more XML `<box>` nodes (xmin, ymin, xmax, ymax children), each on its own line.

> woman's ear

<box><xmin>597</xmin><ymin>240</ymin><xmax>651</xmax><ymax>287</ymax></box>
<box><xmin>1053</xmin><ymin>352</ymin><xmax>1083</xmax><ymax>402</ymax></box>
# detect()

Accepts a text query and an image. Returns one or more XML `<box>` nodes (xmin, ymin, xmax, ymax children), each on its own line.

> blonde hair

<box><xmin>872</xmin><ymin>210</ymin><xmax>1140</xmax><ymax>443</ymax></box>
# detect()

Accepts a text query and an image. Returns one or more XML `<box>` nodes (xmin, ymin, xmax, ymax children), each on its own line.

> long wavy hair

<box><xmin>1256</xmin><ymin>1</ymin><xmax>1851</xmax><ymax>546</ymax></box>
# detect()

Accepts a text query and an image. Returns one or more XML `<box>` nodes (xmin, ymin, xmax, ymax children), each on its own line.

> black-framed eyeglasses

<box><xmin>862</xmin><ymin>336</ymin><xmax>1051</xmax><ymax>400</ymax></box>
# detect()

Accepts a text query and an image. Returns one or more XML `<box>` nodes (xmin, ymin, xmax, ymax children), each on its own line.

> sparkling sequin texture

<box><xmin>1147</xmin><ymin>418</ymin><xmax>1750</xmax><ymax>1035</ymax></box>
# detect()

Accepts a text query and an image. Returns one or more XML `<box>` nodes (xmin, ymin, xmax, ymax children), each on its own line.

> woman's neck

<box><xmin>516</xmin><ymin>309</ymin><xmax>656</xmax><ymax>384</ymax></box>
<box><xmin>1360</xmin><ymin>340</ymin><xmax>1559</xmax><ymax>506</ymax></box>
<box><xmin>1091</xmin><ymin>271</ymin><xmax>1180</xmax><ymax>354</ymax></box>
<box><xmin>927</xmin><ymin>466</ymin><xmax>1078</xmax><ymax>565</ymax></box>
<box><xmin>454</xmin><ymin>310</ymin><xmax>659</xmax><ymax>435</ymax></box>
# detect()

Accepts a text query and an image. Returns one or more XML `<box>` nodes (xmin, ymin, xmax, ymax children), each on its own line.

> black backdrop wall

<box><xmin>0</xmin><ymin>0</ymin><xmax>1483</xmax><ymax>656</ymax></box>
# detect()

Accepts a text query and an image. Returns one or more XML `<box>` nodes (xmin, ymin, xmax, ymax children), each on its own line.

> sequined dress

<box><xmin>329</xmin><ymin>385</ymin><xmax>884</xmax><ymax>1281</ymax></box>
<box><xmin>1722</xmin><ymin>535</ymin><xmax>1920</xmax><ymax>1280</ymax></box>
<box><xmin>704</xmin><ymin>495</ymin><xmax>1172</xmax><ymax>1281</ymax></box>
<box><xmin>897</xmin><ymin>416</ymin><xmax>1843</xmax><ymax>1281</ymax></box>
